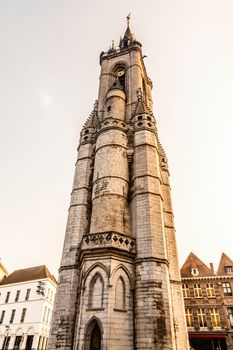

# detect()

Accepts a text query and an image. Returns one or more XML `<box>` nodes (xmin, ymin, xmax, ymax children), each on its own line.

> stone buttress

<box><xmin>48</xmin><ymin>20</ymin><xmax>189</xmax><ymax>350</ymax></box>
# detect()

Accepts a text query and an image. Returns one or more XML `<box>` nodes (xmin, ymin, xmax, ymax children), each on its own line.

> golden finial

<box><xmin>126</xmin><ymin>13</ymin><xmax>131</xmax><ymax>27</ymax></box>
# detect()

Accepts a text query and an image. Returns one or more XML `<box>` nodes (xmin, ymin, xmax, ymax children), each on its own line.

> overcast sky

<box><xmin>1</xmin><ymin>0</ymin><xmax>233</xmax><ymax>277</ymax></box>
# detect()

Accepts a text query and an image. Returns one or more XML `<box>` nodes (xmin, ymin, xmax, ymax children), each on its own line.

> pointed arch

<box><xmin>88</xmin><ymin>272</ymin><xmax>104</xmax><ymax>309</ymax></box>
<box><xmin>110</xmin><ymin>264</ymin><xmax>133</xmax><ymax>288</ymax></box>
<box><xmin>83</xmin><ymin>262</ymin><xmax>109</xmax><ymax>286</ymax></box>
<box><xmin>84</xmin><ymin>317</ymin><xmax>103</xmax><ymax>350</ymax></box>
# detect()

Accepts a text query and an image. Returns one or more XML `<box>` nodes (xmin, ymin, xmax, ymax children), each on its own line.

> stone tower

<box><xmin>48</xmin><ymin>19</ymin><xmax>189</xmax><ymax>350</ymax></box>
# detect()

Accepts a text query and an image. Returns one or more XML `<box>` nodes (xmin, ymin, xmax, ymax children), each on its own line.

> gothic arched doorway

<box><xmin>90</xmin><ymin>323</ymin><xmax>101</xmax><ymax>350</ymax></box>
<box><xmin>84</xmin><ymin>318</ymin><xmax>102</xmax><ymax>350</ymax></box>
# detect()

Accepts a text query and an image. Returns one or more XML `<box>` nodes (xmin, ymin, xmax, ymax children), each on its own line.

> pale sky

<box><xmin>1</xmin><ymin>0</ymin><xmax>233</xmax><ymax>277</ymax></box>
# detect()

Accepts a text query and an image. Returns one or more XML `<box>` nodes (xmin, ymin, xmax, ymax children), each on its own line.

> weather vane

<box><xmin>127</xmin><ymin>13</ymin><xmax>131</xmax><ymax>27</ymax></box>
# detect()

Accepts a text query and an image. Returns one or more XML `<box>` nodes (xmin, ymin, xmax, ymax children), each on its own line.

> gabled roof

<box><xmin>0</xmin><ymin>265</ymin><xmax>57</xmax><ymax>286</ymax></box>
<box><xmin>217</xmin><ymin>253</ymin><xmax>233</xmax><ymax>275</ymax></box>
<box><xmin>181</xmin><ymin>252</ymin><xmax>215</xmax><ymax>278</ymax></box>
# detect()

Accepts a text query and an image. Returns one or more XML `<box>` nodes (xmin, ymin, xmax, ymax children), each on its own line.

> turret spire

<box><xmin>119</xmin><ymin>14</ymin><xmax>135</xmax><ymax>49</ymax></box>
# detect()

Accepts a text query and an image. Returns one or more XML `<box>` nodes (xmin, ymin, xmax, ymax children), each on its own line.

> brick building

<box><xmin>181</xmin><ymin>252</ymin><xmax>233</xmax><ymax>350</ymax></box>
<box><xmin>48</xmin><ymin>18</ymin><xmax>189</xmax><ymax>350</ymax></box>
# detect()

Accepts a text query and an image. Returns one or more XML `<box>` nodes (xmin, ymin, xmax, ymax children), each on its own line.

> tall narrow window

<box><xmin>20</xmin><ymin>308</ymin><xmax>27</xmax><ymax>323</ymax></box>
<box><xmin>211</xmin><ymin>308</ymin><xmax>221</xmax><ymax>327</ymax></box>
<box><xmin>88</xmin><ymin>273</ymin><xmax>104</xmax><ymax>309</ymax></box>
<box><xmin>25</xmin><ymin>289</ymin><xmax>31</xmax><ymax>301</ymax></box>
<box><xmin>46</xmin><ymin>309</ymin><xmax>50</xmax><ymax>324</ymax></box>
<box><xmin>115</xmin><ymin>277</ymin><xmax>126</xmax><ymax>310</ymax></box>
<box><xmin>194</xmin><ymin>284</ymin><xmax>202</xmax><ymax>297</ymax></box>
<box><xmin>14</xmin><ymin>336</ymin><xmax>22</xmax><ymax>350</ymax></box>
<box><xmin>2</xmin><ymin>336</ymin><xmax>10</xmax><ymax>350</ymax></box>
<box><xmin>0</xmin><ymin>310</ymin><xmax>5</xmax><ymax>324</ymax></box>
<box><xmin>185</xmin><ymin>308</ymin><xmax>194</xmax><ymax>327</ymax></box>
<box><xmin>228</xmin><ymin>307</ymin><xmax>233</xmax><ymax>328</ymax></box>
<box><xmin>15</xmin><ymin>290</ymin><xmax>20</xmax><ymax>302</ymax></box>
<box><xmin>222</xmin><ymin>282</ymin><xmax>232</xmax><ymax>296</ymax></box>
<box><xmin>5</xmin><ymin>292</ymin><xmax>10</xmax><ymax>303</ymax></box>
<box><xmin>197</xmin><ymin>309</ymin><xmax>207</xmax><ymax>327</ymax></box>
<box><xmin>10</xmin><ymin>309</ymin><xmax>16</xmax><ymax>323</ymax></box>
<box><xmin>37</xmin><ymin>336</ymin><xmax>42</xmax><ymax>350</ymax></box>
<box><xmin>43</xmin><ymin>306</ymin><xmax>47</xmax><ymax>323</ymax></box>
<box><xmin>206</xmin><ymin>283</ymin><xmax>215</xmax><ymax>297</ymax></box>
<box><xmin>182</xmin><ymin>284</ymin><xmax>190</xmax><ymax>298</ymax></box>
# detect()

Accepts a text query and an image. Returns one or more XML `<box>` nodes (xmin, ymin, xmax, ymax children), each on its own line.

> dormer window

<box><xmin>191</xmin><ymin>268</ymin><xmax>199</xmax><ymax>276</ymax></box>
<box><xmin>224</xmin><ymin>266</ymin><xmax>233</xmax><ymax>273</ymax></box>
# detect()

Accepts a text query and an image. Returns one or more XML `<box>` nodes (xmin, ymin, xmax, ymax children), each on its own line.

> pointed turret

<box><xmin>119</xmin><ymin>14</ymin><xmax>138</xmax><ymax>49</ymax></box>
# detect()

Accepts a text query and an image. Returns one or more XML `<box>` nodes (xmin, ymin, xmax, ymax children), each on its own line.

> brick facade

<box><xmin>181</xmin><ymin>252</ymin><xmax>233</xmax><ymax>350</ymax></box>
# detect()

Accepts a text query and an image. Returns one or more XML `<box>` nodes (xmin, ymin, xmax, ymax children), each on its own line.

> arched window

<box><xmin>112</xmin><ymin>65</ymin><xmax>126</xmax><ymax>91</ymax></box>
<box><xmin>88</xmin><ymin>273</ymin><xmax>104</xmax><ymax>309</ymax></box>
<box><xmin>115</xmin><ymin>276</ymin><xmax>126</xmax><ymax>310</ymax></box>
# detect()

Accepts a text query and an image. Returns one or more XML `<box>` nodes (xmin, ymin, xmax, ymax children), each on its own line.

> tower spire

<box><xmin>119</xmin><ymin>14</ymin><xmax>135</xmax><ymax>49</ymax></box>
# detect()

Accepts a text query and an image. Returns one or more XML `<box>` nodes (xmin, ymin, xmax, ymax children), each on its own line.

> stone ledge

<box><xmin>81</xmin><ymin>232</ymin><xmax>136</xmax><ymax>253</ymax></box>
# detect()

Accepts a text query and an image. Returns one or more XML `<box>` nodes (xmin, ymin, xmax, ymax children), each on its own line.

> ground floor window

<box><xmin>14</xmin><ymin>336</ymin><xmax>22</xmax><ymax>350</ymax></box>
<box><xmin>2</xmin><ymin>336</ymin><xmax>10</xmax><ymax>350</ymax></box>
<box><xmin>25</xmin><ymin>335</ymin><xmax>34</xmax><ymax>350</ymax></box>
<box><xmin>190</xmin><ymin>337</ymin><xmax>227</xmax><ymax>350</ymax></box>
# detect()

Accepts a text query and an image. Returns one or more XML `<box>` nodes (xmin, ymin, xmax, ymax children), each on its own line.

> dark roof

<box><xmin>217</xmin><ymin>253</ymin><xmax>233</xmax><ymax>275</ymax></box>
<box><xmin>180</xmin><ymin>252</ymin><xmax>215</xmax><ymax>278</ymax></box>
<box><xmin>0</xmin><ymin>265</ymin><xmax>57</xmax><ymax>286</ymax></box>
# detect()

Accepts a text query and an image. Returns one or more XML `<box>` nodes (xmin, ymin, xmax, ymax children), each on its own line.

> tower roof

<box><xmin>133</xmin><ymin>88</ymin><xmax>153</xmax><ymax>116</ymax></box>
<box><xmin>83</xmin><ymin>101</ymin><xmax>100</xmax><ymax>129</ymax></box>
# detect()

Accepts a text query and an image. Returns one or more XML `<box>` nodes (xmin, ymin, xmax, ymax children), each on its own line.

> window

<box><xmin>0</xmin><ymin>310</ymin><xmax>5</xmax><ymax>324</ymax></box>
<box><xmin>25</xmin><ymin>289</ymin><xmax>31</xmax><ymax>301</ymax></box>
<box><xmin>46</xmin><ymin>308</ymin><xmax>50</xmax><ymax>324</ymax></box>
<box><xmin>222</xmin><ymin>282</ymin><xmax>232</xmax><ymax>296</ymax></box>
<box><xmin>182</xmin><ymin>284</ymin><xmax>190</xmax><ymax>298</ymax></box>
<box><xmin>15</xmin><ymin>290</ymin><xmax>20</xmax><ymax>302</ymax></box>
<box><xmin>10</xmin><ymin>309</ymin><xmax>16</xmax><ymax>323</ymax></box>
<box><xmin>194</xmin><ymin>283</ymin><xmax>202</xmax><ymax>297</ymax></box>
<box><xmin>191</xmin><ymin>268</ymin><xmax>199</xmax><ymax>276</ymax></box>
<box><xmin>225</xmin><ymin>266</ymin><xmax>233</xmax><ymax>274</ymax></box>
<box><xmin>20</xmin><ymin>308</ymin><xmax>26</xmax><ymax>323</ymax></box>
<box><xmin>88</xmin><ymin>273</ymin><xmax>104</xmax><ymax>309</ymax></box>
<box><xmin>14</xmin><ymin>336</ymin><xmax>22</xmax><ymax>350</ymax></box>
<box><xmin>228</xmin><ymin>307</ymin><xmax>233</xmax><ymax>328</ymax></box>
<box><xmin>43</xmin><ymin>306</ymin><xmax>47</xmax><ymax>323</ymax></box>
<box><xmin>211</xmin><ymin>308</ymin><xmax>221</xmax><ymax>327</ymax></box>
<box><xmin>185</xmin><ymin>308</ymin><xmax>194</xmax><ymax>327</ymax></box>
<box><xmin>2</xmin><ymin>336</ymin><xmax>10</xmax><ymax>350</ymax></box>
<box><xmin>115</xmin><ymin>277</ymin><xmax>126</xmax><ymax>310</ymax></box>
<box><xmin>5</xmin><ymin>292</ymin><xmax>10</xmax><ymax>303</ymax></box>
<box><xmin>50</xmin><ymin>291</ymin><xmax>53</xmax><ymax>303</ymax></box>
<box><xmin>197</xmin><ymin>308</ymin><xmax>207</xmax><ymax>327</ymax></box>
<box><xmin>206</xmin><ymin>283</ymin><xmax>215</xmax><ymax>297</ymax></box>
<box><xmin>107</xmin><ymin>106</ymin><xmax>111</xmax><ymax>112</ymax></box>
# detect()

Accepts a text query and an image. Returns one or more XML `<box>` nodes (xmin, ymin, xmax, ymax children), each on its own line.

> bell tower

<box><xmin>48</xmin><ymin>18</ymin><xmax>189</xmax><ymax>350</ymax></box>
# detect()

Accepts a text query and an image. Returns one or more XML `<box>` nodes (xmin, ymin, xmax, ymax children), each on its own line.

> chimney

<box><xmin>210</xmin><ymin>263</ymin><xmax>214</xmax><ymax>273</ymax></box>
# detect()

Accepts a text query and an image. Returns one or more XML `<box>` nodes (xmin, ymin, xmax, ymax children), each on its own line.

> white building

<box><xmin>0</xmin><ymin>265</ymin><xmax>57</xmax><ymax>350</ymax></box>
